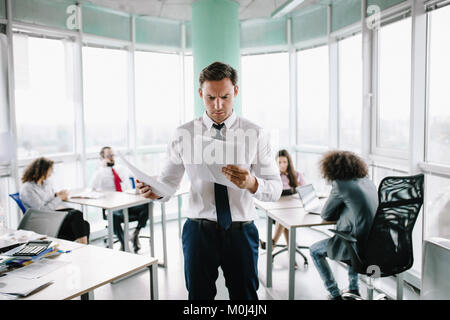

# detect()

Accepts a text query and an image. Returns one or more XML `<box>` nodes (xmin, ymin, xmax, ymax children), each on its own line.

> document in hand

<box><xmin>190</xmin><ymin>134</ymin><xmax>251</xmax><ymax>190</ymax></box>
<box><xmin>116</xmin><ymin>152</ymin><xmax>176</xmax><ymax>197</ymax></box>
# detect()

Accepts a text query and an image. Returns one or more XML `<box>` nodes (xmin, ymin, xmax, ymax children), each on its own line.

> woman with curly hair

<box><xmin>310</xmin><ymin>150</ymin><xmax>378</xmax><ymax>300</ymax></box>
<box><xmin>20</xmin><ymin>157</ymin><xmax>90</xmax><ymax>244</ymax></box>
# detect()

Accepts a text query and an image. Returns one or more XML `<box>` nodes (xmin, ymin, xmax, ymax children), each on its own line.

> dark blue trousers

<box><xmin>182</xmin><ymin>218</ymin><xmax>260</xmax><ymax>300</ymax></box>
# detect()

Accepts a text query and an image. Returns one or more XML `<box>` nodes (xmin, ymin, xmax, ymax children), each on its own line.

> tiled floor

<box><xmin>88</xmin><ymin>214</ymin><xmax>420</xmax><ymax>300</ymax></box>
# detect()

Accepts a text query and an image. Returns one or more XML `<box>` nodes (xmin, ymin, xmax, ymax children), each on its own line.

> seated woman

<box><xmin>260</xmin><ymin>149</ymin><xmax>306</xmax><ymax>267</ymax></box>
<box><xmin>309</xmin><ymin>150</ymin><xmax>378</xmax><ymax>300</ymax></box>
<box><xmin>20</xmin><ymin>157</ymin><xmax>90</xmax><ymax>244</ymax></box>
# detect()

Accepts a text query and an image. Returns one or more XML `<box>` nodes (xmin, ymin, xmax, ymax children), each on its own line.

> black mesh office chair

<box><xmin>18</xmin><ymin>208</ymin><xmax>68</xmax><ymax>238</ymax></box>
<box><xmin>330</xmin><ymin>174</ymin><xmax>424</xmax><ymax>300</ymax></box>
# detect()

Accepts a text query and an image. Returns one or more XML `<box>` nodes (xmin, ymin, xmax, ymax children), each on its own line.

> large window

<box><xmin>184</xmin><ymin>55</ymin><xmax>194</xmax><ymax>122</ymax></box>
<box><xmin>339</xmin><ymin>34</ymin><xmax>362</xmax><ymax>153</ymax></box>
<box><xmin>135</xmin><ymin>51</ymin><xmax>182</xmax><ymax>146</ymax></box>
<box><xmin>82</xmin><ymin>46</ymin><xmax>128</xmax><ymax>153</ymax></box>
<box><xmin>14</xmin><ymin>35</ymin><xmax>76</xmax><ymax>158</ymax></box>
<box><xmin>242</xmin><ymin>52</ymin><xmax>290</xmax><ymax>149</ymax></box>
<box><xmin>375</xmin><ymin>18</ymin><xmax>411</xmax><ymax>153</ymax></box>
<box><xmin>427</xmin><ymin>5</ymin><xmax>450</xmax><ymax>165</ymax></box>
<box><xmin>297</xmin><ymin>45</ymin><xmax>329</xmax><ymax>147</ymax></box>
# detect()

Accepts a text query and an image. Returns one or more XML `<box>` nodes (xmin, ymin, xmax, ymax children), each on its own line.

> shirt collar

<box><xmin>202</xmin><ymin>111</ymin><xmax>237</xmax><ymax>130</ymax></box>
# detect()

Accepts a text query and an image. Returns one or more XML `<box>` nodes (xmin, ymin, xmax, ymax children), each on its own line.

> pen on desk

<box><xmin>57</xmin><ymin>250</ymin><xmax>72</xmax><ymax>254</ymax></box>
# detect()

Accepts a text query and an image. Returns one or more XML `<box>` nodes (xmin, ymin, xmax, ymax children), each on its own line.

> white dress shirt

<box><xmin>90</xmin><ymin>165</ymin><xmax>132</xmax><ymax>192</ymax></box>
<box><xmin>158</xmin><ymin>111</ymin><xmax>282</xmax><ymax>222</ymax></box>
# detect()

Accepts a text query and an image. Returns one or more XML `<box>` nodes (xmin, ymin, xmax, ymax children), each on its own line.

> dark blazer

<box><xmin>321</xmin><ymin>177</ymin><xmax>378</xmax><ymax>261</ymax></box>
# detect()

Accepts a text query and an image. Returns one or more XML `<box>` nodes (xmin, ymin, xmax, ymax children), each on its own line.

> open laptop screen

<box><xmin>297</xmin><ymin>184</ymin><xmax>322</xmax><ymax>212</ymax></box>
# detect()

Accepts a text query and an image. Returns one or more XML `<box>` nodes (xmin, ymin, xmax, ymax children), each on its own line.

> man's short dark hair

<box><xmin>199</xmin><ymin>61</ymin><xmax>238</xmax><ymax>88</ymax></box>
<box><xmin>100</xmin><ymin>146</ymin><xmax>111</xmax><ymax>159</ymax></box>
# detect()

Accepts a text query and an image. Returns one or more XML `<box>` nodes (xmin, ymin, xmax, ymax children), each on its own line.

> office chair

<box><xmin>330</xmin><ymin>174</ymin><xmax>424</xmax><ymax>300</ymax></box>
<box><xmin>18</xmin><ymin>208</ymin><xmax>68</xmax><ymax>238</ymax></box>
<box><xmin>9</xmin><ymin>193</ymin><xmax>27</xmax><ymax>214</ymax></box>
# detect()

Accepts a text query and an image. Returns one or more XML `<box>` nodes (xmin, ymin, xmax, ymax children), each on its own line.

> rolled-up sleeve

<box><xmin>251</xmin><ymin>130</ymin><xmax>282</xmax><ymax>202</ymax></box>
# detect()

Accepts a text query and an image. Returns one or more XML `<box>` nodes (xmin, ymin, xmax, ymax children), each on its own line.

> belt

<box><xmin>188</xmin><ymin>218</ymin><xmax>253</xmax><ymax>230</ymax></box>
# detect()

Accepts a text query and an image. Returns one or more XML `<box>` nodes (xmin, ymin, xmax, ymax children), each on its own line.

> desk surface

<box><xmin>14</xmin><ymin>238</ymin><xmax>158</xmax><ymax>300</ymax></box>
<box><xmin>65</xmin><ymin>191</ymin><xmax>152</xmax><ymax>210</ymax></box>
<box><xmin>268</xmin><ymin>207</ymin><xmax>335</xmax><ymax>229</ymax></box>
<box><xmin>254</xmin><ymin>194</ymin><xmax>303</xmax><ymax>211</ymax></box>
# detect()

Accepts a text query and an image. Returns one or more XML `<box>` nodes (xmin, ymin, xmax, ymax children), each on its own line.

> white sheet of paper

<box><xmin>117</xmin><ymin>152</ymin><xmax>176</xmax><ymax>197</ymax></box>
<box><xmin>0</xmin><ymin>276</ymin><xmax>53</xmax><ymax>297</ymax></box>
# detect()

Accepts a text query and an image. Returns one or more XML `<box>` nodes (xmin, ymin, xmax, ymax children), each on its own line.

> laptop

<box><xmin>296</xmin><ymin>184</ymin><xmax>325</xmax><ymax>215</ymax></box>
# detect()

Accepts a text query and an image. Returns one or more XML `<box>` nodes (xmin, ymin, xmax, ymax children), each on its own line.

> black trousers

<box><xmin>56</xmin><ymin>208</ymin><xmax>90</xmax><ymax>242</ymax></box>
<box><xmin>182</xmin><ymin>218</ymin><xmax>260</xmax><ymax>300</ymax></box>
<box><xmin>113</xmin><ymin>204</ymin><xmax>149</xmax><ymax>245</ymax></box>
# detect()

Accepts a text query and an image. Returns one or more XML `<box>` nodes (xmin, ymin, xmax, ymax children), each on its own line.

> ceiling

<box><xmin>80</xmin><ymin>0</ymin><xmax>325</xmax><ymax>22</ymax></box>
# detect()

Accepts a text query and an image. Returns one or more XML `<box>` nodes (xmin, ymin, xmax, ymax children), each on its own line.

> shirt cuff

<box><xmin>252</xmin><ymin>176</ymin><xmax>263</xmax><ymax>197</ymax></box>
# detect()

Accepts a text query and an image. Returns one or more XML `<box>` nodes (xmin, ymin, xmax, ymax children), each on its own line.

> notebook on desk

<box><xmin>296</xmin><ymin>184</ymin><xmax>325</xmax><ymax>215</ymax></box>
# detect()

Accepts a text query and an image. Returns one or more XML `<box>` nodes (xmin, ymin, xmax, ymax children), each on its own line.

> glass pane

<box><xmin>377</xmin><ymin>18</ymin><xmax>411</xmax><ymax>151</ymax></box>
<box><xmin>339</xmin><ymin>34</ymin><xmax>362</xmax><ymax>153</ymax></box>
<box><xmin>82</xmin><ymin>46</ymin><xmax>128</xmax><ymax>152</ymax></box>
<box><xmin>184</xmin><ymin>55</ymin><xmax>194</xmax><ymax>121</ymax></box>
<box><xmin>424</xmin><ymin>174</ymin><xmax>450</xmax><ymax>241</ymax></box>
<box><xmin>14</xmin><ymin>35</ymin><xmax>75</xmax><ymax>158</ymax></box>
<box><xmin>297</xmin><ymin>45</ymin><xmax>329</xmax><ymax>146</ymax></box>
<box><xmin>295</xmin><ymin>152</ymin><xmax>331</xmax><ymax>195</ymax></box>
<box><xmin>135</xmin><ymin>51</ymin><xmax>182</xmax><ymax>146</ymax></box>
<box><xmin>427</xmin><ymin>6</ymin><xmax>450</xmax><ymax>165</ymax></box>
<box><xmin>242</xmin><ymin>52</ymin><xmax>290</xmax><ymax>150</ymax></box>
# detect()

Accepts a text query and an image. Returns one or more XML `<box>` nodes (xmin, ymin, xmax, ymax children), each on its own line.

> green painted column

<box><xmin>192</xmin><ymin>0</ymin><xmax>241</xmax><ymax>117</ymax></box>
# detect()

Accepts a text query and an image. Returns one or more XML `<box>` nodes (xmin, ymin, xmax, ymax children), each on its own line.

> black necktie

<box><xmin>212</xmin><ymin>123</ymin><xmax>232</xmax><ymax>230</ymax></box>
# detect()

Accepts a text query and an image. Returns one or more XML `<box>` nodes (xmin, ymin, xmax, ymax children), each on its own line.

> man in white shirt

<box><xmin>137</xmin><ymin>62</ymin><xmax>282</xmax><ymax>300</ymax></box>
<box><xmin>90</xmin><ymin>147</ymin><xmax>149</xmax><ymax>252</ymax></box>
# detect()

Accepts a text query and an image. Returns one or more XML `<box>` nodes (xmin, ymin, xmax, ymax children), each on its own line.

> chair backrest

<box><xmin>9</xmin><ymin>193</ymin><xmax>27</xmax><ymax>214</ymax></box>
<box><xmin>362</xmin><ymin>174</ymin><xmax>424</xmax><ymax>277</ymax></box>
<box><xmin>18</xmin><ymin>208</ymin><xmax>68</xmax><ymax>238</ymax></box>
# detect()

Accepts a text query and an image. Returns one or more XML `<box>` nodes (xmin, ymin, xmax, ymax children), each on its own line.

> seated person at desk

<box><xmin>260</xmin><ymin>149</ymin><xmax>306</xmax><ymax>260</ymax></box>
<box><xmin>310</xmin><ymin>150</ymin><xmax>378</xmax><ymax>300</ymax></box>
<box><xmin>20</xmin><ymin>157</ymin><xmax>90</xmax><ymax>244</ymax></box>
<box><xmin>90</xmin><ymin>146</ymin><xmax>149</xmax><ymax>253</ymax></box>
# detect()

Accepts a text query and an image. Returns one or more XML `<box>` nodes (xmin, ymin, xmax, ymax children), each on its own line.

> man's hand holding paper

<box><xmin>222</xmin><ymin>165</ymin><xmax>258</xmax><ymax>194</ymax></box>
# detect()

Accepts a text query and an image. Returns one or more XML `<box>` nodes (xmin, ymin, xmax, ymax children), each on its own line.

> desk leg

<box><xmin>266</xmin><ymin>215</ymin><xmax>273</xmax><ymax>288</ymax></box>
<box><xmin>288</xmin><ymin>227</ymin><xmax>296</xmax><ymax>300</ymax></box>
<box><xmin>160</xmin><ymin>202</ymin><xmax>167</xmax><ymax>267</ymax></box>
<box><xmin>123</xmin><ymin>208</ymin><xmax>130</xmax><ymax>252</ymax></box>
<box><xmin>107</xmin><ymin>209</ymin><xmax>114</xmax><ymax>249</ymax></box>
<box><xmin>81</xmin><ymin>291</ymin><xmax>95</xmax><ymax>300</ymax></box>
<box><xmin>149</xmin><ymin>263</ymin><xmax>159</xmax><ymax>300</ymax></box>
<box><xmin>177</xmin><ymin>195</ymin><xmax>182</xmax><ymax>238</ymax></box>
<box><xmin>149</xmin><ymin>202</ymin><xmax>155</xmax><ymax>257</ymax></box>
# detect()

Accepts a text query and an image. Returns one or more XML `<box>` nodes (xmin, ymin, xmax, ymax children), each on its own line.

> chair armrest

<box><xmin>328</xmin><ymin>229</ymin><xmax>357</xmax><ymax>243</ymax></box>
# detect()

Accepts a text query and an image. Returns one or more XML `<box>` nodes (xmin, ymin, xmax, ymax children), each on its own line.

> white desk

<box><xmin>65</xmin><ymin>191</ymin><xmax>167</xmax><ymax>267</ymax></box>
<box><xmin>20</xmin><ymin>240</ymin><xmax>158</xmax><ymax>300</ymax></box>
<box><xmin>255</xmin><ymin>195</ymin><xmax>335</xmax><ymax>300</ymax></box>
